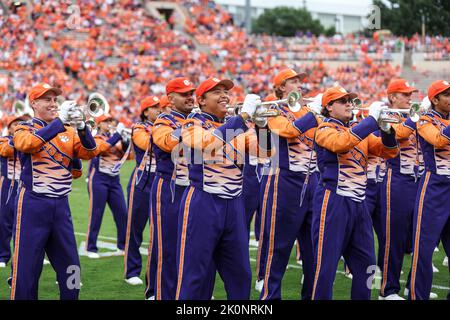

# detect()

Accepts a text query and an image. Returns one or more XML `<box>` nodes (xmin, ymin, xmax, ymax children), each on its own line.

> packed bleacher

<box><xmin>0</xmin><ymin>0</ymin><xmax>446</xmax><ymax>123</ymax></box>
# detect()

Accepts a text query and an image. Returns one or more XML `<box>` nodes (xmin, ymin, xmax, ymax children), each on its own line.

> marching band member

<box><xmin>378</xmin><ymin>79</ymin><xmax>420</xmax><ymax>300</ymax></box>
<box><xmin>85</xmin><ymin>114</ymin><xmax>129</xmax><ymax>258</ymax></box>
<box><xmin>175</xmin><ymin>77</ymin><xmax>271</xmax><ymax>300</ymax></box>
<box><xmin>311</xmin><ymin>86</ymin><xmax>399</xmax><ymax>300</ymax></box>
<box><xmin>409</xmin><ymin>80</ymin><xmax>450</xmax><ymax>300</ymax></box>
<box><xmin>0</xmin><ymin>115</ymin><xmax>26</xmax><ymax>268</ymax></box>
<box><xmin>123</xmin><ymin>96</ymin><xmax>161</xmax><ymax>285</ymax></box>
<box><xmin>148</xmin><ymin>77</ymin><xmax>195</xmax><ymax>300</ymax></box>
<box><xmin>257</xmin><ymin>69</ymin><xmax>322</xmax><ymax>300</ymax></box>
<box><xmin>11</xmin><ymin>83</ymin><xmax>100</xmax><ymax>300</ymax></box>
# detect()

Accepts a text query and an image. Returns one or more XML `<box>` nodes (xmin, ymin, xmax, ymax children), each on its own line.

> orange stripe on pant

<box><xmin>380</xmin><ymin>168</ymin><xmax>392</xmax><ymax>296</ymax></box>
<box><xmin>10</xmin><ymin>187</ymin><xmax>25</xmax><ymax>300</ymax></box>
<box><xmin>175</xmin><ymin>186</ymin><xmax>195</xmax><ymax>300</ymax></box>
<box><xmin>261</xmin><ymin>168</ymin><xmax>280</xmax><ymax>300</ymax></box>
<box><xmin>144</xmin><ymin>206</ymin><xmax>155</xmax><ymax>299</ymax></box>
<box><xmin>0</xmin><ymin>176</ymin><xmax>4</xmax><ymax>196</ymax></box>
<box><xmin>255</xmin><ymin>169</ymin><xmax>273</xmax><ymax>281</ymax></box>
<box><xmin>123</xmin><ymin>169</ymin><xmax>138</xmax><ymax>278</ymax></box>
<box><xmin>311</xmin><ymin>189</ymin><xmax>331</xmax><ymax>300</ymax></box>
<box><xmin>155</xmin><ymin>178</ymin><xmax>163</xmax><ymax>300</ymax></box>
<box><xmin>85</xmin><ymin>168</ymin><xmax>96</xmax><ymax>251</ymax></box>
<box><xmin>410</xmin><ymin>171</ymin><xmax>430</xmax><ymax>300</ymax></box>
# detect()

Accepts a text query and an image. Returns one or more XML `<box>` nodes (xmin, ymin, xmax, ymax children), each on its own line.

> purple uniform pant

<box><xmin>10</xmin><ymin>187</ymin><xmax>80</xmax><ymax>300</ymax></box>
<box><xmin>312</xmin><ymin>185</ymin><xmax>376</xmax><ymax>300</ymax></box>
<box><xmin>258</xmin><ymin>169</ymin><xmax>317</xmax><ymax>300</ymax></box>
<box><xmin>365</xmin><ymin>178</ymin><xmax>383</xmax><ymax>262</ymax></box>
<box><xmin>176</xmin><ymin>186</ymin><xmax>251</xmax><ymax>300</ymax></box>
<box><xmin>409</xmin><ymin>172</ymin><xmax>450</xmax><ymax>300</ymax></box>
<box><xmin>144</xmin><ymin>211</ymin><xmax>158</xmax><ymax>299</ymax></box>
<box><xmin>150</xmin><ymin>175</ymin><xmax>186</xmax><ymax>300</ymax></box>
<box><xmin>379</xmin><ymin>168</ymin><xmax>417</xmax><ymax>297</ymax></box>
<box><xmin>0</xmin><ymin>177</ymin><xmax>18</xmax><ymax>264</ymax></box>
<box><xmin>124</xmin><ymin>168</ymin><xmax>154</xmax><ymax>279</ymax></box>
<box><xmin>243</xmin><ymin>172</ymin><xmax>261</xmax><ymax>241</ymax></box>
<box><xmin>85</xmin><ymin>169</ymin><xmax>127</xmax><ymax>252</ymax></box>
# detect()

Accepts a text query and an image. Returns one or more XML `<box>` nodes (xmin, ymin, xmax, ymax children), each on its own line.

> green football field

<box><xmin>0</xmin><ymin>161</ymin><xmax>448</xmax><ymax>300</ymax></box>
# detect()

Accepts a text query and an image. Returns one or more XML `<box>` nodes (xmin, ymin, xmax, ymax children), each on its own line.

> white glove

<box><xmin>59</xmin><ymin>100</ymin><xmax>77</xmax><ymax>123</ymax></box>
<box><xmin>368</xmin><ymin>101</ymin><xmax>388</xmax><ymax>122</ymax></box>
<box><xmin>241</xmin><ymin>94</ymin><xmax>261</xmax><ymax>118</ymax></box>
<box><xmin>307</xmin><ymin>102</ymin><xmax>322</xmax><ymax>115</ymax></box>
<box><xmin>116</xmin><ymin>122</ymin><xmax>126</xmax><ymax>136</ymax></box>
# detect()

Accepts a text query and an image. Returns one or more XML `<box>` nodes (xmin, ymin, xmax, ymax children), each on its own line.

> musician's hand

<box><xmin>59</xmin><ymin>100</ymin><xmax>77</xmax><ymax>123</ymax></box>
<box><xmin>116</xmin><ymin>122</ymin><xmax>126</xmax><ymax>136</ymax></box>
<box><xmin>368</xmin><ymin>101</ymin><xmax>387</xmax><ymax>122</ymax></box>
<box><xmin>241</xmin><ymin>94</ymin><xmax>261</xmax><ymax>118</ymax></box>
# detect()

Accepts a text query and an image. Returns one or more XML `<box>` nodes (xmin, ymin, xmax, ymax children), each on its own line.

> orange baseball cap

<box><xmin>166</xmin><ymin>77</ymin><xmax>196</xmax><ymax>95</ymax></box>
<box><xmin>140</xmin><ymin>96</ymin><xmax>160</xmax><ymax>113</ymax></box>
<box><xmin>28</xmin><ymin>83</ymin><xmax>62</xmax><ymax>102</ymax></box>
<box><xmin>195</xmin><ymin>77</ymin><xmax>234</xmax><ymax>100</ymax></box>
<box><xmin>387</xmin><ymin>78</ymin><xmax>418</xmax><ymax>94</ymax></box>
<box><xmin>7</xmin><ymin>115</ymin><xmax>26</xmax><ymax>128</ymax></box>
<box><xmin>322</xmin><ymin>87</ymin><xmax>357</xmax><ymax>106</ymax></box>
<box><xmin>95</xmin><ymin>114</ymin><xmax>113</xmax><ymax>124</ymax></box>
<box><xmin>264</xmin><ymin>94</ymin><xmax>277</xmax><ymax>102</ymax></box>
<box><xmin>273</xmin><ymin>69</ymin><xmax>307</xmax><ymax>88</ymax></box>
<box><xmin>428</xmin><ymin>80</ymin><xmax>450</xmax><ymax>101</ymax></box>
<box><xmin>159</xmin><ymin>95</ymin><xmax>170</xmax><ymax>108</ymax></box>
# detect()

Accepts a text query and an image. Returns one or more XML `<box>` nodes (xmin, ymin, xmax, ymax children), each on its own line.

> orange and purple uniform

<box><xmin>312</xmin><ymin>116</ymin><xmax>398</xmax><ymax>300</ymax></box>
<box><xmin>11</xmin><ymin>117</ymin><xmax>98</xmax><ymax>300</ymax></box>
<box><xmin>147</xmin><ymin>110</ymin><xmax>190</xmax><ymax>300</ymax></box>
<box><xmin>176</xmin><ymin>112</ymin><xmax>271</xmax><ymax>300</ymax></box>
<box><xmin>123</xmin><ymin>121</ymin><xmax>156</xmax><ymax>282</ymax></box>
<box><xmin>0</xmin><ymin>136</ymin><xmax>21</xmax><ymax>265</ymax></box>
<box><xmin>378</xmin><ymin>115</ymin><xmax>424</xmax><ymax>298</ymax></box>
<box><xmin>257</xmin><ymin>105</ymin><xmax>320</xmax><ymax>300</ymax></box>
<box><xmin>85</xmin><ymin>131</ymin><xmax>128</xmax><ymax>253</ymax></box>
<box><xmin>409</xmin><ymin>110</ymin><xmax>450</xmax><ymax>300</ymax></box>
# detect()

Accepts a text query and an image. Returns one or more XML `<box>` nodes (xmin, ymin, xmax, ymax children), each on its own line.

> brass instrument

<box><xmin>13</xmin><ymin>100</ymin><xmax>25</xmax><ymax>116</ymax></box>
<box><xmin>353</xmin><ymin>102</ymin><xmax>424</xmax><ymax>124</ymax></box>
<box><xmin>65</xmin><ymin>92</ymin><xmax>109</xmax><ymax>129</ymax></box>
<box><xmin>229</xmin><ymin>91</ymin><xmax>306</xmax><ymax>127</ymax></box>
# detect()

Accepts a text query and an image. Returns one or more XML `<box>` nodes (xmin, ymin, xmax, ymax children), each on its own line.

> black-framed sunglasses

<box><xmin>332</xmin><ymin>97</ymin><xmax>351</xmax><ymax>105</ymax></box>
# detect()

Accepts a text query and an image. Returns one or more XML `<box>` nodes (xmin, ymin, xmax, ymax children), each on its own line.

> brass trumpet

<box><xmin>229</xmin><ymin>91</ymin><xmax>305</xmax><ymax>126</ymax></box>
<box><xmin>353</xmin><ymin>102</ymin><xmax>424</xmax><ymax>124</ymax></box>
<box><xmin>66</xmin><ymin>92</ymin><xmax>109</xmax><ymax>129</ymax></box>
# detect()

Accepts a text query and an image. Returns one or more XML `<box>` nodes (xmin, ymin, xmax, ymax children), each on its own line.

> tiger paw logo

<box><xmin>59</xmin><ymin>135</ymin><xmax>69</xmax><ymax>143</ymax></box>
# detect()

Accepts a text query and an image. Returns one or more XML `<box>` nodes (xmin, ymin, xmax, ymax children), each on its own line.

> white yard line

<box><xmin>75</xmin><ymin>231</ymin><xmax>450</xmax><ymax>291</ymax></box>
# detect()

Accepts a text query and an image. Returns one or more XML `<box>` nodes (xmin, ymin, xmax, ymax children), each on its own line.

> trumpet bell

<box><xmin>13</xmin><ymin>100</ymin><xmax>25</xmax><ymax>116</ymax></box>
<box><xmin>286</xmin><ymin>91</ymin><xmax>302</xmax><ymax>112</ymax></box>
<box><xmin>87</xmin><ymin>92</ymin><xmax>109</xmax><ymax>118</ymax></box>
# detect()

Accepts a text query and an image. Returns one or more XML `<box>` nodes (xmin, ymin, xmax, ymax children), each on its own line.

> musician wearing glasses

<box><xmin>10</xmin><ymin>83</ymin><xmax>100</xmax><ymax>300</ymax></box>
<box><xmin>409</xmin><ymin>80</ymin><xmax>450</xmax><ymax>300</ymax></box>
<box><xmin>311</xmin><ymin>86</ymin><xmax>399</xmax><ymax>300</ymax></box>
<box><xmin>377</xmin><ymin>78</ymin><xmax>421</xmax><ymax>300</ymax></box>
<box><xmin>84</xmin><ymin>115</ymin><xmax>130</xmax><ymax>259</ymax></box>
<box><xmin>123</xmin><ymin>96</ymin><xmax>161</xmax><ymax>286</ymax></box>
<box><xmin>256</xmin><ymin>69</ymin><xmax>322</xmax><ymax>300</ymax></box>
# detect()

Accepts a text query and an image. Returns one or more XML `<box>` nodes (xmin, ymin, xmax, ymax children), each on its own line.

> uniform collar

<box><xmin>328</xmin><ymin>117</ymin><xmax>349</xmax><ymax>127</ymax></box>
<box><xmin>431</xmin><ymin>109</ymin><xmax>450</xmax><ymax>120</ymax></box>
<box><xmin>201</xmin><ymin>112</ymin><xmax>224</xmax><ymax>123</ymax></box>
<box><xmin>170</xmin><ymin>110</ymin><xmax>188</xmax><ymax>119</ymax></box>
<box><xmin>33</xmin><ymin>118</ymin><xmax>48</xmax><ymax>127</ymax></box>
